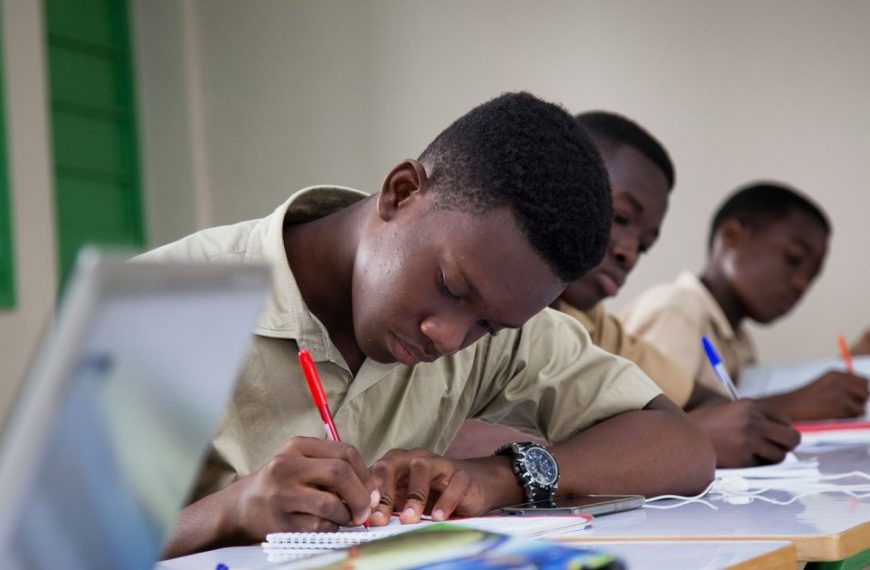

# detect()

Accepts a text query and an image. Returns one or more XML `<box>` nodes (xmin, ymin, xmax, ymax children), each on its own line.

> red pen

<box><xmin>838</xmin><ymin>334</ymin><xmax>854</xmax><ymax>374</ymax></box>
<box><xmin>299</xmin><ymin>349</ymin><xmax>340</xmax><ymax>441</ymax></box>
<box><xmin>298</xmin><ymin>349</ymin><xmax>370</xmax><ymax>529</ymax></box>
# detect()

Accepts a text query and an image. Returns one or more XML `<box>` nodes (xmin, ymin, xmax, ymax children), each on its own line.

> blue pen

<box><xmin>701</xmin><ymin>336</ymin><xmax>740</xmax><ymax>400</ymax></box>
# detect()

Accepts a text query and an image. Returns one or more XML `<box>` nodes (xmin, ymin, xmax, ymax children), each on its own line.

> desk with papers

<box><xmin>157</xmin><ymin>540</ymin><xmax>797</xmax><ymax>570</ymax></box>
<box><xmin>565</xmin><ymin>440</ymin><xmax>870</xmax><ymax>565</ymax></box>
<box><xmin>157</xmin><ymin>436</ymin><xmax>870</xmax><ymax>569</ymax></box>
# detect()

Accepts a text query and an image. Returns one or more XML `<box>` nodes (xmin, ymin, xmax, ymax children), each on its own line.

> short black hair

<box><xmin>575</xmin><ymin>111</ymin><xmax>675</xmax><ymax>190</ymax></box>
<box><xmin>708</xmin><ymin>182</ymin><xmax>831</xmax><ymax>251</ymax></box>
<box><xmin>418</xmin><ymin>92</ymin><xmax>611</xmax><ymax>282</ymax></box>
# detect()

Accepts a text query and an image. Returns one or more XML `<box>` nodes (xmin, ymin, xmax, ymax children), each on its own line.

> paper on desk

<box><xmin>714</xmin><ymin>452</ymin><xmax>820</xmax><ymax>479</ymax></box>
<box><xmin>739</xmin><ymin>356</ymin><xmax>870</xmax><ymax>418</ymax></box>
<box><xmin>797</xmin><ymin>428</ymin><xmax>870</xmax><ymax>452</ymax></box>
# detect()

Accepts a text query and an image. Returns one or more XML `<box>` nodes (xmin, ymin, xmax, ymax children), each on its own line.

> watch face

<box><xmin>524</xmin><ymin>447</ymin><xmax>558</xmax><ymax>486</ymax></box>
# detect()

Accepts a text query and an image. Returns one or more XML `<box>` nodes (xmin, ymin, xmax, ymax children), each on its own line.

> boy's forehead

<box><xmin>759</xmin><ymin>209</ymin><xmax>829</xmax><ymax>256</ymax></box>
<box><xmin>442</xmin><ymin>210</ymin><xmax>563</xmax><ymax>315</ymax></box>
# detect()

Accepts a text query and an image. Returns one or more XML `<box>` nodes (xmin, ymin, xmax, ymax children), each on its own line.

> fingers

<box><xmin>274</xmin><ymin>512</ymin><xmax>341</xmax><ymax>533</ymax></box>
<box><xmin>823</xmin><ymin>373</ymin><xmax>868</xmax><ymax>417</ymax></box>
<box><xmin>397</xmin><ymin>456</ymin><xmax>434</xmax><ymax>523</ymax></box>
<box><xmin>369</xmin><ymin>454</ymin><xmax>400</xmax><ymax>526</ymax></box>
<box><xmin>843</xmin><ymin>374</ymin><xmax>870</xmax><ymax>401</ymax></box>
<box><xmin>752</xmin><ymin>433</ymin><xmax>792</xmax><ymax>465</ymax></box>
<box><xmin>273</xmin><ymin>486</ymin><xmax>354</xmax><ymax>528</ymax></box>
<box><xmin>369</xmin><ymin>450</ymin><xmax>482</xmax><ymax>525</ymax></box>
<box><xmin>281</xmin><ymin>438</ymin><xmax>374</xmax><ymax>525</ymax></box>
<box><xmin>301</xmin><ymin>458</ymin><xmax>374</xmax><ymax>525</ymax></box>
<box><xmin>289</xmin><ymin>437</ymin><xmax>373</xmax><ymax>484</ymax></box>
<box><xmin>431</xmin><ymin>469</ymin><xmax>472</xmax><ymax>521</ymax></box>
<box><xmin>761</xmin><ymin>420</ymin><xmax>801</xmax><ymax>452</ymax></box>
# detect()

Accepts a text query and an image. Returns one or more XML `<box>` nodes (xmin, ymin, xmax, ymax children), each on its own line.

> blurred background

<box><xmin>1</xmin><ymin>0</ymin><xmax>868</xmax><ymax>421</ymax></box>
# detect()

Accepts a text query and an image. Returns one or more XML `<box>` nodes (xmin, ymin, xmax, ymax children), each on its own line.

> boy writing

<box><xmin>621</xmin><ymin>183</ymin><xmax>870</xmax><ymax>425</ymax></box>
<box><xmin>448</xmin><ymin>112</ymin><xmax>800</xmax><ymax>468</ymax></box>
<box><xmin>139</xmin><ymin>93</ymin><xmax>714</xmax><ymax>557</ymax></box>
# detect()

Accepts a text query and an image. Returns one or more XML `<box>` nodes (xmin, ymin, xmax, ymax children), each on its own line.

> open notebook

<box><xmin>263</xmin><ymin>514</ymin><xmax>593</xmax><ymax>556</ymax></box>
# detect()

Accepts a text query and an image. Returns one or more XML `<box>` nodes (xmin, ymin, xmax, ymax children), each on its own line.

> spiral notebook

<box><xmin>263</xmin><ymin>514</ymin><xmax>593</xmax><ymax>552</ymax></box>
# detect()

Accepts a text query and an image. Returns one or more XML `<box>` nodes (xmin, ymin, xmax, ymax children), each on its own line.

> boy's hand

<box><xmin>689</xmin><ymin>399</ymin><xmax>800</xmax><ymax>467</ymax></box>
<box><xmin>225</xmin><ymin>437</ymin><xmax>379</xmax><ymax>541</ymax></box>
<box><xmin>368</xmin><ymin>449</ymin><xmax>518</xmax><ymax>525</ymax></box>
<box><xmin>764</xmin><ymin>371</ymin><xmax>869</xmax><ymax>421</ymax></box>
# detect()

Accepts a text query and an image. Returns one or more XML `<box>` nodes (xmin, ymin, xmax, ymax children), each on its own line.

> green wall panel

<box><xmin>0</xmin><ymin>7</ymin><xmax>14</xmax><ymax>309</ymax></box>
<box><xmin>45</xmin><ymin>0</ymin><xmax>144</xmax><ymax>285</ymax></box>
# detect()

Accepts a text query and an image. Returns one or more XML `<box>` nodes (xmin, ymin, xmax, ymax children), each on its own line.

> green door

<box><xmin>0</xmin><ymin>7</ymin><xmax>13</xmax><ymax>309</ymax></box>
<box><xmin>45</xmin><ymin>0</ymin><xmax>145</xmax><ymax>285</ymax></box>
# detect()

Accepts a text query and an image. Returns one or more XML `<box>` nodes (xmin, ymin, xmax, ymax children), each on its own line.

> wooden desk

<box><xmin>156</xmin><ymin>540</ymin><xmax>796</xmax><ymax>570</ymax></box>
<box><xmin>564</xmin><ymin>443</ymin><xmax>870</xmax><ymax>562</ymax></box>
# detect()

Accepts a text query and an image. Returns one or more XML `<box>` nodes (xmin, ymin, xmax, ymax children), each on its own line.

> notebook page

<box><xmin>264</xmin><ymin>514</ymin><xmax>592</xmax><ymax>550</ymax></box>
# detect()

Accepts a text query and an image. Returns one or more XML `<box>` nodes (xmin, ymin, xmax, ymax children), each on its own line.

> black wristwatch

<box><xmin>495</xmin><ymin>441</ymin><xmax>559</xmax><ymax>503</ymax></box>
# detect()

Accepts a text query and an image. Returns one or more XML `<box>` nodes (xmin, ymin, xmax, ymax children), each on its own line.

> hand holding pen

<box><xmin>299</xmin><ymin>349</ymin><xmax>372</xmax><ymax>528</ymax></box>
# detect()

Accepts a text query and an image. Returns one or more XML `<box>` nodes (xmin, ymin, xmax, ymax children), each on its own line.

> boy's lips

<box><xmin>391</xmin><ymin>333</ymin><xmax>433</xmax><ymax>366</ymax></box>
<box><xmin>596</xmin><ymin>270</ymin><xmax>623</xmax><ymax>297</ymax></box>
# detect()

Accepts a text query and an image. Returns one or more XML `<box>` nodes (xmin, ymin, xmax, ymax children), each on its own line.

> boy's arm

<box><xmin>688</xmin><ymin>399</ymin><xmax>800</xmax><ymax>467</ymax></box>
<box><xmin>759</xmin><ymin>371</ymin><xmax>869</xmax><ymax>421</ymax></box>
<box><xmin>369</xmin><ymin>395</ymin><xmax>715</xmax><ymax>525</ymax></box>
<box><xmin>445</xmin><ymin>419</ymin><xmax>547</xmax><ymax>460</ymax></box>
<box><xmin>685</xmin><ymin>381</ymin><xmax>730</xmax><ymax>410</ymax></box>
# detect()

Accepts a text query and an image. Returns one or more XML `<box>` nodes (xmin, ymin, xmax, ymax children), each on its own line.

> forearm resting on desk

<box><xmin>550</xmin><ymin>395</ymin><xmax>715</xmax><ymax>497</ymax></box>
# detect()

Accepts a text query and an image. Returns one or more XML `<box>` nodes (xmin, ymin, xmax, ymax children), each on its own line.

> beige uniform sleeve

<box><xmin>620</xmin><ymin>305</ymin><xmax>705</xmax><ymax>390</ymax></box>
<box><xmin>469</xmin><ymin>308</ymin><xmax>662</xmax><ymax>444</ymax></box>
<box><xmin>594</xmin><ymin>310</ymin><xmax>694</xmax><ymax>408</ymax></box>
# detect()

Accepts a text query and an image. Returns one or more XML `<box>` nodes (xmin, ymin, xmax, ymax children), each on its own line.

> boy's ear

<box><xmin>717</xmin><ymin>218</ymin><xmax>747</xmax><ymax>250</ymax></box>
<box><xmin>377</xmin><ymin>159</ymin><xmax>429</xmax><ymax>221</ymax></box>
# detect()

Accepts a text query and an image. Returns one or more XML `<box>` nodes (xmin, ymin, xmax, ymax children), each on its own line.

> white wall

<box><xmin>1</xmin><ymin>0</ymin><xmax>867</xmax><ymax>419</ymax></box>
<box><xmin>142</xmin><ymin>0</ymin><xmax>869</xmax><ymax>364</ymax></box>
<box><xmin>0</xmin><ymin>0</ymin><xmax>56</xmax><ymax>419</ymax></box>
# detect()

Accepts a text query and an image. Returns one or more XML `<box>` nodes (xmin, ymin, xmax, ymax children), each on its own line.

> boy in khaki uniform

<box><xmin>621</xmin><ymin>183</ymin><xmax>870</xmax><ymax>431</ymax></box>
<box><xmin>448</xmin><ymin>113</ymin><xmax>803</xmax><ymax>469</ymax></box>
<box><xmin>141</xmin><ymin>93</ymin><xmax>713</xmax><ymax>557</ymax></box>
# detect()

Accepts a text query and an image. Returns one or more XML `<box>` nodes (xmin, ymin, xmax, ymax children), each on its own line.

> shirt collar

<box><xmin>249</xmin><ymin>186</ymin><xmax>369</xmax><ymax>362</ymax></box>
<box><xmin>675</xmin><ymin>270</ymin><xmax>741</xmax><ymax>341</ymax></box>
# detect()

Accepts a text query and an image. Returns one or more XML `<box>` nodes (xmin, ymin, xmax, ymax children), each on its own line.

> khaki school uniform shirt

<box><xmin>554</xmin><ymin>300</ymin><xmax>693</xmax><ymax>407</ymax></box>
<box><xmin>137</xmin><ymin>185</ymin><xmax>662</xmax><ymax>502</ymax></box>
<box><xmin>618</xmin><ymin>270</ymin><xmax>757</xmax><ymax>399</ymax></box>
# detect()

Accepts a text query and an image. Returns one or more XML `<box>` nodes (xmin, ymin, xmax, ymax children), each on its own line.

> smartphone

<box><xmin>500</xmin><ymin>494</ymin><xmax>645</xmax><ymax>516</ymax></box>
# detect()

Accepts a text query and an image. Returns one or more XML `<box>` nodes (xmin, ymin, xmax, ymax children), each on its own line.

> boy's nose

<box><xmin>420</xmin><ymin>315</ymin><xmax>469</xmax><ymax>357</ymax></box>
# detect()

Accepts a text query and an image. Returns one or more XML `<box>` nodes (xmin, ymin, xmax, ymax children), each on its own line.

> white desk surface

<box><xmin>156</xmin><ymin>540</ymin><xmax>796</xmax><ymax>570</ymax></box>
<box><xmin>157</xmin><ymin>441</ymin><xmax>869</xmax><ymax>568</ymax></box>
<box><xmin>565</xmin><ymin>442</ymin><xmax>870</xmax><ymax>562</ymax></box>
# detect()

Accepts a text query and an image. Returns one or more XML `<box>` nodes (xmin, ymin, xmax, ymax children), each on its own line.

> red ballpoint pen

<box><xmin>837</xmin><ymin>334</ymin><xmax>854</xmax><ymax>374</ymax></box>
<box><xmin>298</xmin><ymin>349</ymin><xmax>370</xmax><ymax>528</ymax></box>
<box><xmin>299</xmin><ymin>348</ymin><xmax>340</xmax><ymax>441</ymax></box>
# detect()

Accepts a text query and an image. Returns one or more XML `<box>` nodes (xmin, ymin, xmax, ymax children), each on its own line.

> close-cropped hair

<box><xmin>707</xmin><ymin>181</ymin><xmax>831</xmax><ymax>251</ymax></box>
<box><xmin>419</xmin><ymin>92</ymin><xmax>611</xmax><ymax>282</ymax></box>
<box><xmin>576</xmin><ymin>111</ymin><xmax>675</xmax><ymax>190</ymax></box>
